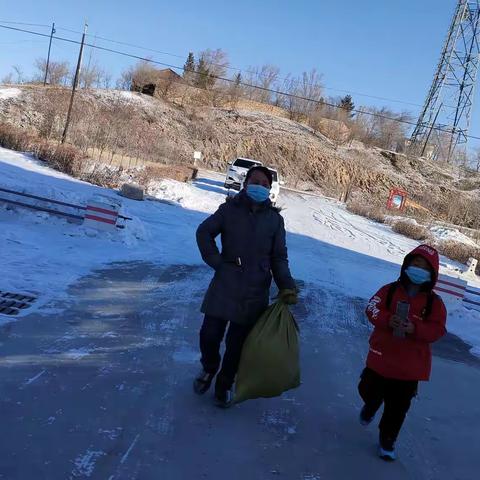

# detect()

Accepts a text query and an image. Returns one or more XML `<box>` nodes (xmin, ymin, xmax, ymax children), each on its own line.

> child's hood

<box><xmin>401</xmin><ymin>244</ymin><xmax>440</xmax><ymax>289</ymax></box>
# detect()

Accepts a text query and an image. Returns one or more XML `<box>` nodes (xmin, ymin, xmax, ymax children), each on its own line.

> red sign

<box><xmin>386</xmin><ymin>188</ymin><xmax>407</xmax><ymax>211</ymax></box>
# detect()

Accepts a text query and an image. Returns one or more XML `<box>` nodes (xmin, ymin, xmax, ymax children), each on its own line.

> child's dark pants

<box><xmin>358</xmin><ymin>367</ymin><xmax>418</xmax><ymax>448</ymax></box>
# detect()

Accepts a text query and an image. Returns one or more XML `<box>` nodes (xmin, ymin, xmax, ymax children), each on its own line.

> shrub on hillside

<box><xmin>437</xmin><ymin>240</ymin><xmax>480</xmax><ymax>273</ymax></box>
<box><xmin>36</xmin><ymin>142</ymin><xmax>83</xmax><ymax>177</ymax></box>
<box><xmin>134</xmin><ymin>164</ymin><xmax>198</xmax><ymax>185</ymax></box>
<box><xmin>0</xmin><ymin>121</ymin><xmax>85</xmax><ymax>178</ymax></box>
<box><xmin>346</xmin><ymin>200</ymin><xmax>386</xmax><ymax>223</ymax></box>
<box><xmin>81</xmin><ymin>163</ymin><xmax>123</xmax><ymax>189</ymax></box>
<box><xmin>392</xmin><ymin>220</ymin><xmax>431</xmax><ymax>241</ymax></box>
<box><xmin>0</xmin><ymin>122</ymin><xmax>37</xmax><ymax>151</ymax></box>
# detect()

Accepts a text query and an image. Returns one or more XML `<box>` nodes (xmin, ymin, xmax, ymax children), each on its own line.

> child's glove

<box><xmin>279</xmin><ymin>288</ymin><xmax>298</xmax><ymax>305</ymax></box>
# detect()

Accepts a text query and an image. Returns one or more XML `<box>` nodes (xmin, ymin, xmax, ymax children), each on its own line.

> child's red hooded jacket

<box><xmin>365</xmin><ymin>245</ymin><xmax>447</xmax><ymax>381</ymax></box>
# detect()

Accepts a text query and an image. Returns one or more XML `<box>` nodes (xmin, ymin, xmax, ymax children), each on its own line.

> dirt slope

<box><xmin>1</xmin><ymin>84</ymin><xmax>479</xmax><ymax>224</ymax></box>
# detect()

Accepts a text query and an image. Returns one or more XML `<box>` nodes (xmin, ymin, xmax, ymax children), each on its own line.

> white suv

<box><xmin>224</xmin><ymin>157</ymin><xmax>263</xmax><ymax>191</ymax></box>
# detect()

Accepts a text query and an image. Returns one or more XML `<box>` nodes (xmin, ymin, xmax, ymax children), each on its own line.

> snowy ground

<box><xmin>1</xmin><ymin>147</ymin><xmax>480</xmax><ymax>478</ymax></box>
<box><xmin>1</xmin><ymin>147</ymin><xmax>480</xmax><ymax>349</ymax></box>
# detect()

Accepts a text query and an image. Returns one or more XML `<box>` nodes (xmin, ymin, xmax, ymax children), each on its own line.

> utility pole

<box><xmin>62</xmin><ymin>23</ymin><xmax>87</xmax><ymax>144</ymax></box>
<box><xmin>43</xmin><ymin>22</ymin><xmax>55</xmax><ymax>86</ymax></box>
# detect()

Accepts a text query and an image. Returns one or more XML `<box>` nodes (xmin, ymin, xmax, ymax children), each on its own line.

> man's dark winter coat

<box><xmin>196</xmin><ymin>192</ymin><xmax>296</xmax><ymax>326</ymax></box>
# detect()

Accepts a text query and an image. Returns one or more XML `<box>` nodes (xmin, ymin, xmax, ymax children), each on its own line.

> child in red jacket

<box><xmin>359</xmin><ymin>244</ymin><xmax>447</xmax><ymax>461</ymax></box>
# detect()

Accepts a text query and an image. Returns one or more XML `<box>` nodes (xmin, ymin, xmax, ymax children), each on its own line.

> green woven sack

<box><xmin>234</xmin><ymin>301</ymin><xmax>300</xmax><ymax>404</ymax></box>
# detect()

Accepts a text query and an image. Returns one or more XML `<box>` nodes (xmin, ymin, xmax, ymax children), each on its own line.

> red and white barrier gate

<box><xmin>433</xmin><ymin>274</ymin><xmax>467</xmax><ymax>304</ymax></box>
<box><xmin>464</xmin><ymin>285</ymin><xmax>480</xmax><ymax>312</ymax></box>
<box><xmin>84</xmin><ymin>199</ymin><xmax>119</xmax><ymax>231</ymax></box>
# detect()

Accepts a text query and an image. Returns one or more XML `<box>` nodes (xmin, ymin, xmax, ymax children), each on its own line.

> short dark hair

<box><xmin>245</xmin><ymin>166</ymin><xmax>273</xmax><ymax>186</ymax></box>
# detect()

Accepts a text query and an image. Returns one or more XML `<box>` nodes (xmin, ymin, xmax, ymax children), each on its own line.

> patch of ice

<box><xmin>72</xmin><ymin>450</ymin><xmax>106</xmax><ymax>477</ymax></box>
<box><xmin>24</xmin><ymin>369</ymin><xmax>46</xmax><ymax>386</ymax></box>
<box><xmin>98</xmin><ymin>427</ymin><xmax>122</xmax><ymax>440</ymax></box>
<box><xmin>64</xmin><ymin>348</ymin><xmax>92</xmax><ymax>360</ymax></box>
<box><xmin>172</xmin><ymin>345</ymin><xmax>199</xmax><ymax>364</ymax></box>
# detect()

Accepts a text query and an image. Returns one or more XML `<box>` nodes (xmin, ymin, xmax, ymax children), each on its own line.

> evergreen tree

<box><xmin>183</xmin><ymin>52</ymin><xmax>195</xmax><ymax>75</ymax></box>
<box><xmin>339</xmin><ymin>94</ymin><xmax>355</xmax><ymax>117</ymax></box>
<box><xmin>195</xmin><ymin>57</ymin><xmax>210</xmax><ymax>89</ymax></box>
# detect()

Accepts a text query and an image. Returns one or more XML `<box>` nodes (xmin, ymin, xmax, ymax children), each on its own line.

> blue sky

<box><xmin>1</xmin><ymin>0</ymin><xmax>478</xmax><ymax>145</ymax></box>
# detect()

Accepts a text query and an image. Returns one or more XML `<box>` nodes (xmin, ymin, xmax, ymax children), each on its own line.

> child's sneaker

<box><xmin>359</xmin><ymin>405</ymin><xmax>375</xmax><ymax>426</ymax></box>
<box><xmin>378</xmin><ymin>436</ymin><xmax>396</xmax><ymax>461</ymax></box>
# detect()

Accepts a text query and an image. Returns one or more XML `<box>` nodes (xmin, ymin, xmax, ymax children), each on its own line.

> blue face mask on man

<box><xmin>405</xmin><ymin>266</ymin><xmax>431</xmax><ymax>285</ymax></box>
<box><xmin>246</xmin><ymin>184</ymin><xmax>271</xmax><ymax>203</ymax></box>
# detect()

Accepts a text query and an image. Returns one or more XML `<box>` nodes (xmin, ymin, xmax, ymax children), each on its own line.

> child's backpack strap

<box><xmin>423</xmin><ymin>291</ymin><xmax>439</xmax><ymax>320</ymax></box>
<box><xmin>385</xmin><ymin>281</ymin><xmax>400</xmax><ymax>310</ymax></box>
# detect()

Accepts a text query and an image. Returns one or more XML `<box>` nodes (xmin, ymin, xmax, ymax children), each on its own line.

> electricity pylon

<box><xmin>410</xmin><ymin>0</ymin><xmax>480</xmax><ymax>162</ymax></box>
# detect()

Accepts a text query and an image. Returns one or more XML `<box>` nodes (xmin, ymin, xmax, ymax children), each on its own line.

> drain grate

<box><xmin>0</xmin><ymin>291</ymin><xmax>37</xmax><ymax>316</ymax></box>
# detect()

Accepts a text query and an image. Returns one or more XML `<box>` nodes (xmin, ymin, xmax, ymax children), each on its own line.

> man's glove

<box><xmin>279</xmin><ymin>288</ymin><xmax>298</xmax><ymax>305</ymax></box>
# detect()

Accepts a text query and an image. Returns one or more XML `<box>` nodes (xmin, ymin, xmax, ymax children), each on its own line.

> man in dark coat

<box><xmin>194</xmin><ymin>166</ymin><xmax>297</xmax><ymax>407</ymax></box>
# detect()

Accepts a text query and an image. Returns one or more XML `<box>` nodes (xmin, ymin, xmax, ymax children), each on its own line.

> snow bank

<box><xmin>385</xmin><ymin>216</ymin><xmax>479</xmax><ymax>249</ymax></box>
<box><xmin>91</xmin><ymin>89</ymin><xmax>153</xmax><ymax>108</ymax></box>
<box><xmin>447</xmin><ymin>304</ymin><xmax>480</xmax><ymax>356</ymax></box>
<box><xmin>430</xmin><ymin>225</ymin><xmax>479</xmax><ymax>247</ymax></box>
<box><xmin>0</xmin><ymin>87</ymin><xmax>21</xmax><ymax>100</ymax></box>
<box><xmin>147</xmin><ymin>179</ymin><xmax>223</xmax><ymax>213</ymax></box>
<box><xmin>0</xmin><ymin>147</ymin><xmax>159</xmax><ymax>321</ymax></box>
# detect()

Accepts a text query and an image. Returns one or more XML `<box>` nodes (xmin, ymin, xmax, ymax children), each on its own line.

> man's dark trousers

<box><xmin>199</xmin><ymin>315</ymin><xmax>252</xmax><ymax>391</ymax></box>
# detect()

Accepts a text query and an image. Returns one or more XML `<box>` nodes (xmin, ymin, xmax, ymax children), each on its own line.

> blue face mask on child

<box><xmin>405</xmin><ymin>266</ymin><xmax>431</xmax><ymax>285</ymax></box>
<box><xmin>246</xmin><ymin>184</ymin><xmax>270</xmax><ymax>203</ymax></box>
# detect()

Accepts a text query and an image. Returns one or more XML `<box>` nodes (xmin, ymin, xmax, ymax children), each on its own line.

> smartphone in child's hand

<box><xmin>394</xmin><ymin>301</ymin><xmax>410</xmax><ymax>338</ymax></box>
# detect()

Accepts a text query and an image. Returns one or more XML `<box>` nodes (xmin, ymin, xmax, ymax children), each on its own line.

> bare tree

<box><xmin>298</xmin><ymin>69</ymin><xmax>323</xmax><ymax>115</ymax></box>
<box><xmin>102</xmin><ymin>71</ymin><xmax>112</xmax><ymax>89</ymax></box>
<box><xmin>1</xmin><ymin>72</ymin><xmax>14</xmax><ymax>84</ymax></box>
<box><xmin>283</xmin><ymin>75</ymin><xmax>300</xmax><ymax>119</ymax></box>
<box><xmin>79</xmin><ymin>61</ymin><xmax>110</xmax><ymax>89</ymax></box>
<box><xmin>198</xmin><ymin>48</ymin><xmax>229</xmax><ymax>88</ymax></box>
<box><xmin>355</xmin><ymin>107</ymin><xmax>412</xmax><ymax>151</ymax></box>
<box><xmin>156</xmin><ymin>72</ymin><xmax>178</xmax><ymax>98</ymax></box>
<box><xmin>116</xmin><ymin>67</ymin><xmax>134</xmax><ymax>90</ymax></box>
<box><xmin>281</xmin><ymin>69</ymin><xmax>323</xmax><ymax>120</ymax></box>
<box><xmin>244</xmin><ymin>64</ymin><xmax>280</xmax><ymax>103</ymax></box>
<box><xmin>34</xmin><ymin>58</ymin><xmax>70</xmax><ymax>85</ymax></box>
<box><xmin>32</xmin><ymin>88</ymin><xmax>71</xmax><ymax>140</ymax></box>
<box><xmin>12</xmin><ymin>65</ymin><xmax>25</xmax><ymax>84</ymax></box>
<box><xmin>119</xmin><ymin>60</ymin><xmax>159</xmax><ymax>92</ymax></box>
<box><xmin>227</xmin><ymin>72</ymin><xmax>243</xmax><ymax>110</ymax></box>
<box><xmin>473</xmin><ymin>148</ymin><xmax>480</xmax><ymax>172</ymax></box>
<box><xmin>290</xmin><ymin>69</ymin><xmax>323</xmax><ymax>119</ymax></box>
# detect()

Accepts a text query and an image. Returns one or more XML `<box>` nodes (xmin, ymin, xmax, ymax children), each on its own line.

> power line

<box><xmin>1</xmin><ymin>22</ymin><xmax>479</xmax><ymax>141</ymax></box>
<box><xmin>56</xmin><ymin>26</ymin><xmax>186</xmax><ymax>60</ymax></box>
<box><xmin>0</xmin><ymin>20</ymin><xmax>50</xmax><ymax>28</ymax></box>
<box><xmin>56</xmin><ymin>25</ymin><xmax>423</xmax><ymax>108</ymax></box>
<box><xmin>4</xmin><ymin>21</ymin><xmax>424</xmax><ymax>108</ymax></box>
